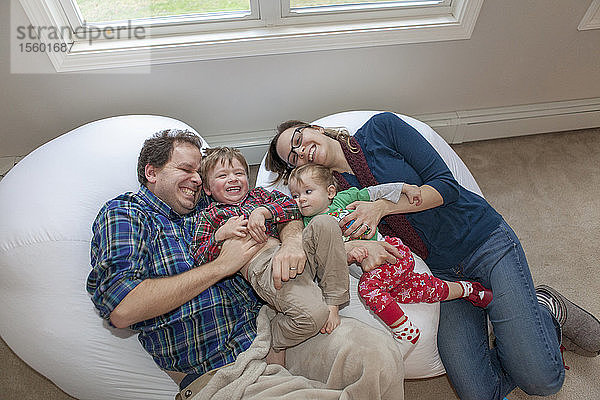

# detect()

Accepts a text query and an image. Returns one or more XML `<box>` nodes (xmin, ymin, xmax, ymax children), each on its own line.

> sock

<box><xmin>390</xmin><ymin>315</ymin><xmax>420</xmax><ymax>344</ymax></box>
<box><xmin>375</xmin><ymin>302</ymin><xmax>420</xmax><ymax>344</ymax></box>
<box><xmin>458</xmin><ymin>281</ymin><xmax>473</xmax><ymax>298</ymax></box>
<box><xmin>458</xmin><ymin>280</ymin><xmax>493</xmax><ymax>308</ymax></box>
<box><xmin>536</xmin><ymin>288</ymin><xmax>565</xmax><ymax>324</ymax></box>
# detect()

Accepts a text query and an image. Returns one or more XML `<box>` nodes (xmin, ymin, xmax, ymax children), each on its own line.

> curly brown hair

<box><xmin>137</xmin><ymin>129</ymin><xmax>203</xmax><ymax>186</ymax></box>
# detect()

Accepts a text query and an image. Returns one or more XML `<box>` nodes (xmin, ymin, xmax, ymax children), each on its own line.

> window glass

<box><xmin>291</xmin><ymin>0</ymin><xmax>400</xmax><ymax>7</ymax></box>
<box><xmin>75</xmin><ymin>0</ymin><xmax>252</xmax><ymax>23</ymax></box>
<box><xmin>290</xmin><ymin>0</ymin><xmax>441</xmax><ymax>9</ymax></box>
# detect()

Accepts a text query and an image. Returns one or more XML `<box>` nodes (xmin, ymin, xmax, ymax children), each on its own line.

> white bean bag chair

<box><xmin>256</xmin><ymin>111</ymin><xmax>484</xmax><ymax>379</ymax></box>
<box><xmin>0</xmin><ymin>116</ymin><xmax>209</xmax><ymax>400</ymax></box>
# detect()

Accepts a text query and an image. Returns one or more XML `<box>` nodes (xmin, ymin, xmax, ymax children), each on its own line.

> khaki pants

<box><xmin>247</xmin><ymin>214</ymin><xmax>350</xmax><ymax>351</ymax></box>
<box><xmin>176</xmin><ymin>307</ymin><xmax>405</xmax><ymax>400</ymax></box>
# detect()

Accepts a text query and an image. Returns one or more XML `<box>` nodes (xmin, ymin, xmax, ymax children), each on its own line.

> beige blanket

<box><xmin>189</xmin><ymin>306</ymin><xmax>405</xmax><ymax>400</ymax></box>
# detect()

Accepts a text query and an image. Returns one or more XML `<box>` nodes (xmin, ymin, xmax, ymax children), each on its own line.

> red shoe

<box><xmin>461</xmin><ymin>281</ymin><xmax>493</xmax><ymax>308</ymax></box>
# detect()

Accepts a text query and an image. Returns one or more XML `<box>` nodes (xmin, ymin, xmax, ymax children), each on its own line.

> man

<box><xmin>87</xmin><ymin>129</ymin><xmax>406</xmax><ymax>399</ymax></box>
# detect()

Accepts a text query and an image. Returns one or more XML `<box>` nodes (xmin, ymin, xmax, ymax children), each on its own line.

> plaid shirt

<box><xmin>86</xmin><ymin>185</ymin><xmax>262</xmax><ymax>375</ymax></box>
<box><xmin>192</xmin><ymin>187</ymin><xmax>301</xmax><ymax>265</ymax></box>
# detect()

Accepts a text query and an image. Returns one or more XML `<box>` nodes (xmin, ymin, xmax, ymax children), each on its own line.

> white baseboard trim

<box><xmin>417</xmin><ymin>97</ymin><xmax>600</xmax><ymax>144</ymax></box>
<box><xmin>202</xmin><ymin>97</ymin><xmax>600</xmax><ymax>165</ymax></box>
<box><xmin>3</xmin><ymin>98</ymin><xmax>600</xmax><ymax>171</ymax></box>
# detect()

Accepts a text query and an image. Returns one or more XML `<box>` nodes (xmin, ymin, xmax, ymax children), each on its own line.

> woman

<box><xmin>265</xmin><ymin>112</ymin><xmax>600</xmax><ymax>399</ymax></box>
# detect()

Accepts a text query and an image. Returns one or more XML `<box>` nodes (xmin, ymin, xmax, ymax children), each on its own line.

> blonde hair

<box><xmin>288</xmin><ymin>164</ymin><xmax>338</xmax><ymax>192</ymax></box>
<box><xmin>200</xmin><ymin>147</ymin><xmax>249</xmax><ymax>184</ymax></box>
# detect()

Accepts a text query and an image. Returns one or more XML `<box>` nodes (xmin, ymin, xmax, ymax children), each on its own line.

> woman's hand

<box><xmin>339</xmin><ymin>186</ymin><xmax>444</xmax><ymax>240</ymax></box>
<box><xmin>346</xmin><ymin>240</ymin><xmax>402</xmax><ymax>272</ymax></box>
<box><xmin>339</xmin><ymin>200</ymin><xmax>388</xmax><ymax>240</ymax></box>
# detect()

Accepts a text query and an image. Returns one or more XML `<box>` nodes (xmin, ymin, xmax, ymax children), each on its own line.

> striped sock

<box><xmin>536</xmin><ymin>288</ymin><xmax>565</xmax><ymax>325</ymax></box>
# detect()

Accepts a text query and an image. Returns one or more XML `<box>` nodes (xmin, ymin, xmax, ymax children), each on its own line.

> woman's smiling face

<box><xmin>276</xmin><ymin>125</ymin><xmax>333</xmax><ymax>169</ymax></box>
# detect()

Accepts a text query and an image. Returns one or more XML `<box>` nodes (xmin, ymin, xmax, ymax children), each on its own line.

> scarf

<box><xmin>332</xmin><ymin>136</ymin><xmax>429</xmax><ymax>260</ymax></box>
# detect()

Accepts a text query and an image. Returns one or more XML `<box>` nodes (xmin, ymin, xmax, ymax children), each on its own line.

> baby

<box><xmin>288</xmin><ymin>164</ymin><xmax>493</xmax><ymax>346</ymax></box>
<box><xmin>191</xmin><ymin>147</ymin><xmax>349</xmax><ymax>365</ymax></box>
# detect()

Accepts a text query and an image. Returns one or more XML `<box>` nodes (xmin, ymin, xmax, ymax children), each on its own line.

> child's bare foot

<box><xmin>321</xmin><ymin>305</ymin><xmax>341</xmax><ymax>334</ymax></box>
<box><xmin>265</xmin><ymin>347</ymin><xmax>286</xmax><ymax>367</ymax></box>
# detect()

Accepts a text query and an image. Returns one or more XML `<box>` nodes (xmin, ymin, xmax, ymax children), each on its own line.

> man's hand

<box><xmin>219</xmin><ymin>235</ymin><xmax>266</xmax><ymax>276</ymax></box>
<box><xmin>110</xmin><ymin>235</ymin><xmax>265</xmax><ymax>328</ymax></box>
<box><xmin>215</xmin><ymin>215</ymin><xmax>248</xmax><ymax>242</ymax></box>
<box><xmin>347</xmin><ymin>246</ymin><xmax>368</xmax><ymax>265</ymax></box>
<box><xmin>345</xmin><ymin>240</ymin><xmax>402</xmax><ymax>272</ymax></box>
<box><xmin>273</xmin><ymin>220</ymin><xmax>306</xmax><ymax>289</ymax></box>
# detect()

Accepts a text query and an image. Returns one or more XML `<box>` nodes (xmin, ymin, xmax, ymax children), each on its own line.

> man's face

<box><xmin>203</xmin><ymin>157</ymin><xmax>249</xmax><ymax>205</ymax></box>
<box><xmin>146</xmin><ymin>142</ymin><xmax>202</xmax><ymax>215</ymax></box>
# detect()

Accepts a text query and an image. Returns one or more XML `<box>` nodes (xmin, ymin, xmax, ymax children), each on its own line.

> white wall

<box><xmin>1</xmin><ymin>0</ymin><xmax>600</xmax><ymax>163</ymax></box>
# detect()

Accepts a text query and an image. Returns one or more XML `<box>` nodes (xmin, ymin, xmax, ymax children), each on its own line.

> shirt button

<box><xmin>184</xmin><ymin>389</ymin><xmax>193</xmax><ymax>398</ymax></box>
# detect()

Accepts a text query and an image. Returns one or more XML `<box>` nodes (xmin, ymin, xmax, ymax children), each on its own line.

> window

<box><xmin>75</xmin><ymin>0</ymin><xmax>254</xmax><ymax>23</ymax></box>
<box><xmin>15</xmin><ymin>0</ymin><xmax>483</xmax><ymax>72</ymax></box>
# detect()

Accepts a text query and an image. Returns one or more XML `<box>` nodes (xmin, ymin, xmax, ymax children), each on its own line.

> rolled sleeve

<box><xmin>87</xmin><ymin>205</ymin><xmax>149</xmax><ymax>319</ymax></box>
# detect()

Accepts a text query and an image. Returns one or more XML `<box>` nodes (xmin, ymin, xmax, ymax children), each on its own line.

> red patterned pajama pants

<box><xmin>358</xmin><ymin>236</ymin><xmax>448</xmax><ymax>314</ymax></box>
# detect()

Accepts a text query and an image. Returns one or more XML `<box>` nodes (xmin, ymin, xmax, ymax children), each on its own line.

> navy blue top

<box><xmin>342</xmin><ymin>112</ymin><xmax>502</xmax><ymax>271</ymax></box>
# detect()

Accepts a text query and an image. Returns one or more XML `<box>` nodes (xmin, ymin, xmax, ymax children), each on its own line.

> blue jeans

<box><xmin>431</xmin><ymin>219</ymin><xmax>565</xmax><ymax>400</ymax></box>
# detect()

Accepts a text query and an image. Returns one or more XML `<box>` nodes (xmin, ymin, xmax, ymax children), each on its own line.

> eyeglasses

<box><xmin>285</xmin><ymin>124</ymin><xmax>312</xmax><ymax>169</ymax></box>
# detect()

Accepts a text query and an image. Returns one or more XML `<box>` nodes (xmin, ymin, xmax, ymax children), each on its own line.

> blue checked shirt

<box><xmin>86</xmin><ymin>185</ymin><xmax>262</xmax><ymax>374</ymax></box>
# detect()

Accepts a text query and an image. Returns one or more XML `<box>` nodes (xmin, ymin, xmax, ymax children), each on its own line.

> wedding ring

<box><xmin>289</xmin><ymin>267</ymin><xmax>298</xmax><ymax>271</ymax></box>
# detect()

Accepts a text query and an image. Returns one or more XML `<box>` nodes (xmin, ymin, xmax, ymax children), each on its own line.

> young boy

<box><xmin>287</xmin><ymin>164</ymin><xmax>493</xmax><ymax>346</ymax></box>
<box><xmin>191</xmin><ymin>147</ymin><xmax>349</xmax><ymax>365</ymax></box>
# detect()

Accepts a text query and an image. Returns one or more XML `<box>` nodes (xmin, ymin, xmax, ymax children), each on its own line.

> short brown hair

<box><xmin>288</xmin><ymin>164</ymin><xmax>338</xmax><ymax>192</ymax></box>
<box><xmin>200</xmin><ymin>147</ymin><xmax>249</xmax><ymax>186</ymax></box>
<box><xmin>137</xmin><ymin>129</ymin><xmax>203</xmax><ymax>186</ymax></box>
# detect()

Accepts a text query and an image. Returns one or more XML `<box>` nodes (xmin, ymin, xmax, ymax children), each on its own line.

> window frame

<box><xmin>16</xmin><ymin>0</ymin><xmax>483</xmax><ymax>72</ymax></box>
<box><xmin>279</xmin><ymin>0</ymin><xmax>452</xmax><ymax>25</ymax></box>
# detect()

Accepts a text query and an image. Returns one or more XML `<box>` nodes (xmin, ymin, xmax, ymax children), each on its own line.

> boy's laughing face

<box><xmin>204</xmin><ymin>158</ymin><xmax>249</xmax><ymax>205</ymax></box>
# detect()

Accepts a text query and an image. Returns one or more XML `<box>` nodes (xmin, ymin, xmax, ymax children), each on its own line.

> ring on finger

<box><xmin>289</xmin><ymin>267</ymin><xmax>298</xmax><ymax>271</ymax></box>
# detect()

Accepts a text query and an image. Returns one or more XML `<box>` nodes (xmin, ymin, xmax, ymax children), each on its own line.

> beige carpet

<box><xmin>2</xmin><ymin>127</ymin><xmax>599</xmax><ymax>399</ymax></box>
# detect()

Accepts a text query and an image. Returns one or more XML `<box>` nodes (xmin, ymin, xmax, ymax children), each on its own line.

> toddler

<box><xmin>191</xmin><ymin>147</ymin><xmax>349</xmax><ymax>364</ymax></box>
<box><xmin>288</xmin><ymin>164</ymin><xmax>493</xmax><ymax>346</ymax></box>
